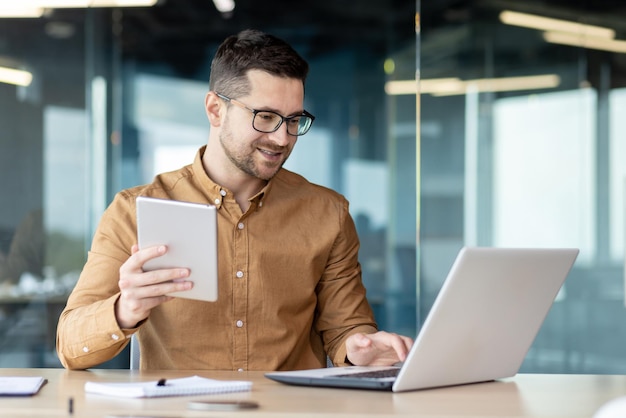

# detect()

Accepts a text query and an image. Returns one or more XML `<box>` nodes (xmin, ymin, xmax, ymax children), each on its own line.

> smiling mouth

<box><xmin>258</xmin><ymin>147</ymin><xmax>283</xmax><ymax>159</ymax></box>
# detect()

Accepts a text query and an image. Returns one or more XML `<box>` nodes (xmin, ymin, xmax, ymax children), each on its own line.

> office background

<box><xmin>0</xmin><ymin>0</ymin><xmax>624</xmax><ymax>372</ymax></box>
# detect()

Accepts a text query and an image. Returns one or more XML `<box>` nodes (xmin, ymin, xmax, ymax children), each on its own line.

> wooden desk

<box><xmin>0</xmin><ymin>368</ymin><xmax>624</xmax><ymax>417</ymax></box>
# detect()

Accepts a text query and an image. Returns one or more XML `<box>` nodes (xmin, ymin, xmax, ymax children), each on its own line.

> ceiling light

<box><xmin>27</xmin><ymin>0</ymin><xmax>89</xmax><ymax>6</ymax></box>
<box><xmin>499</xmin><ymin>10</ymin><xmax>615</xmax><ymax>39</ymax></box>
<box><xmin>45</xmin><ymin>21</ymin><xmax>76</xmax><ymax>39</ymax></box>
<box><xmin>0</xmin><ymin>67</ymin><xmax>33</xmax><ymax>87</ymax></box>
<box><xmin>1</xmin><ymin>0</ymin><xmax>158</xmax><ymax>9</ymax></box>
<box><xmin>212</xmin><ymin>0</ymin><xmax>235</xmax><ymax>13</ymax></box>
<box><xmin>0</xmin><ymin>6</ymin><xmax>45</xmax><ymax>17</ymax></box>
<box><xmin>385</xmin><ymin>78</ymin><xmax>462</xmax><ymax>95</ymax></box>
<box><xmin>90</xmin><ymin>0</ymin><xmax>159</xmax><ymax>6</ymax></box>
<box><xmin>385</xmin><ymin>74</ymin><xmax>561</xmax><ymax>96</ymax></box>
<box><xmin>544</xmin><ymin>31</ymin><xmax>626</xmax><ymax>54</ymax></box>
<box><xmin>441</xmin><ymin>74</ymin><xmax>561</xmax><ymax>96</ymax></box>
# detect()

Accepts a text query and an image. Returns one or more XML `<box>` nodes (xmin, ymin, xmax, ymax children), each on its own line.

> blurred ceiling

<box><xmin>1</xmin><ymin>0</ymin><xmax>626</xmax><ymax>83</ymax></box>
<box><xmin>115</xmin><ymin>0</ymin><xmax>417</xmax><ymax>75</ymax></box>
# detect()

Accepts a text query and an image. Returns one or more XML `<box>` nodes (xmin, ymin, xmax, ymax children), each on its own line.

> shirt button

<box><xmin>238</xmin><ymin>368</ymin><xmax>244</xmax><ymax>372</ymax></box>
<box><xmin>236</xmin><ymin>271</ymin><xmax>244</xmax><ymax>278</ymax></box>
<box><xmin>111</xmin><ymin>334</ymin><xmax>120</xmax><ymax>341</ymax></box>
<box><xmin>82</xmin><ymin>346</ymin><xmax>89</xmax><ymax>353</ymax></box>
<box><xmin>237</xmin><ymin>222</ymin><xmax>244</xmax><ymax>230</ymax></box>
<box><xmin>236</xmin><ymin>320</ymin><xmax>244</xmax><ymax>328</ymax></box>
<box><xmin>214</xmin><ymin>198</ymin><xmax>221</xmax><ymax>205</ymax></box>
<box><xmin>220</xmin><ymin>190</ymin><xmax>227</xmax><ymax>197</ymax></box>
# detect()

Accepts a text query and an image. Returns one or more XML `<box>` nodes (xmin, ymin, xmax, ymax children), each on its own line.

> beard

<box><xmin>219</xmin><ymin>121</ymin><xmax>294</xmax><ymax>181</ymax></box>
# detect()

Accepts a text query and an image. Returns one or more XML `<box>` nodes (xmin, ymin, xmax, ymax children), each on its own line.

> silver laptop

<box><xmin>265</xmin><ymin>247</ymin><xmax>579</xmax><ymax>392</ymax></box>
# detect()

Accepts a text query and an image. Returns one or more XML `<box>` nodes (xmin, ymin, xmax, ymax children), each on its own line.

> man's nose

<box><xmin>268</xmin><ymin>122</ymin><xmax>292</xmax><ymax>146</ymax></box>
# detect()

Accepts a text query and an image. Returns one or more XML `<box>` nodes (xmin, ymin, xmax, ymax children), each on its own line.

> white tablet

<box><xmin>136</xmin><ymin>196</ymin><xmax>218</xmax><ymax>302</ymax></box>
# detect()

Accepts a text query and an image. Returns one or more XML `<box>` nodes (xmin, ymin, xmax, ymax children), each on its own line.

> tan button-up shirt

<box><xmin>57</xmin><ymin>146</ymin><xmax>377</xmax><ymax>370</ymax></box>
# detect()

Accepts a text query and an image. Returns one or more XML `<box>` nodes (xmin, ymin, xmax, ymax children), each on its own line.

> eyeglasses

<box><xmin>216</xmin><ymin>93</ymin><xmax>315</xmax><ymax>136</ymax></box>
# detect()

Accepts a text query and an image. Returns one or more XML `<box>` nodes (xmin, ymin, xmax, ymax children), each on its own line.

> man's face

<box><xmin>219</xmin><ymin>70</ymin><xmax>305</xmax><ymax>181</ymax></box>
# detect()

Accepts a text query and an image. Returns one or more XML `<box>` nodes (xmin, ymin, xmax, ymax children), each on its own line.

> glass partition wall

<box><xmin>1</xmin><ymin>0</ymin><xmax>625</xmax><ymax>374</ymax></box>
<box><xmin>0</xmin><ymin>10</ymin><xmax>89</xmax><ymax>367</ymax></box>
<box><xmin>419</xmin><ymin>0</ymin><xmax>626</xmax><ymax>373</ymax></box>
<box><xmin>0</xmin><ymin>2</ymin><xmax>418</xmax><ymax>368</ymax></box>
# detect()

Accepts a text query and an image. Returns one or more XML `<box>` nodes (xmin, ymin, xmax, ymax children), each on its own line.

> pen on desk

<box><xmin>68</xmin><ymin>397</ymin><xmax>74</xmax><ymax>415</ymax></box>
<box><xmin>157</xmin><ymin>378</ymin><xmax>167</xmax><ymax>386</ymax></box>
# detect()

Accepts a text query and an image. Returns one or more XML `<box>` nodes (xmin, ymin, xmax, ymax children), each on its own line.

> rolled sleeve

<box><xmin>57</xmin><ymin>294</ymin><xmax>136</xmax><ymax>370</ymax></box>
<box><xmin>56</xmin><ymin>191</ymin><xmax>138</xmax><ymax>370</ymax></box>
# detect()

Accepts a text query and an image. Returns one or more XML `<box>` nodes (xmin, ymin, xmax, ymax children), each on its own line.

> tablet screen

<box><xmin>136</xmin><ymin>196</ymin><xmax>218</xmax><ymax>302</ymax></box>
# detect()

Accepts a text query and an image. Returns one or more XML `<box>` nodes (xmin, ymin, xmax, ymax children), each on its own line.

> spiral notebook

<box><xmin>84</xmin><ymin>375</ymin><xmax>252</xmax><ymax>398</ymax></box>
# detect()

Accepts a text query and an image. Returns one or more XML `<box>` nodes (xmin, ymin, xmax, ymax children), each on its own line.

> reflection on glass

<box><xmin>609</xmin><ymin>89</ymin><xmax>626</xmax><ymax>261</ymax></box>
<box><xmin>492</xmin><ymin>89</ymin><xmax>595</xmax><ymax>262</ymax></box>
<box><xmin>420</xmin><ymin>1</ymin><xmax>626</xmax><ymax>374</ymax></box>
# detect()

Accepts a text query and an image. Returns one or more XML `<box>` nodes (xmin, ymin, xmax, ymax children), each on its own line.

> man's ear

<box><xmin>204</xmin><ymin>92</ymin><xmax>224</xmax><ymax>127</ymax></box>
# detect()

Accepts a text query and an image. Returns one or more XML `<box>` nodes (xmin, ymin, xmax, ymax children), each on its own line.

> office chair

<box><xmin>130</xmin><ymin>334</ymin><xmax>140</xmax><ymax>370</ymax></box>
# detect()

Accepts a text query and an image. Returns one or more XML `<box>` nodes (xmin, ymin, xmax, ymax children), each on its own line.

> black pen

<box><xmin>156</xmin><ymin>378</ymin><xmax>167</xmax><ymax>387</ymax></box>
<box><xmin>68</xmin><ymin>397</ymin><xmax>74</xmax><ymax>415</ymax></box>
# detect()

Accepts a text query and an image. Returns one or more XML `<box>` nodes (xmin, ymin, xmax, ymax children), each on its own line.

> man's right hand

<box><xmin>115</xmin><ymin>244</ymin><xmax>192</xmax><ymax>329</ymax></box>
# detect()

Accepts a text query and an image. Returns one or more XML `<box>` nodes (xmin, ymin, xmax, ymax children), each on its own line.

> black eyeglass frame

<box><xmin>216</xmin><ymin>93</ymin><xmax>315</xmax><ymax>136</ymax></box>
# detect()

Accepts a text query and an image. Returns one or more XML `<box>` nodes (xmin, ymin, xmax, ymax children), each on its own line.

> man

<box><xmin>57</xmin><ymin>29</ymin><xmax>413</xmax><ymax>370</ymax></box>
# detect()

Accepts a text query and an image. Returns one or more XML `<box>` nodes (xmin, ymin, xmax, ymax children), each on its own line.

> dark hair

<box><xmin>209</xmin><ymin>29</ymin><xmax>309</xmax><ymax>97</ymax></box>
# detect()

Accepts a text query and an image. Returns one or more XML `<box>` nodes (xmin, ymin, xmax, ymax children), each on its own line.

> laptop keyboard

<box><xmin>333</xmin><ymin>368</ymin><xmax>400</xmax><ymax>380</ymax></box>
